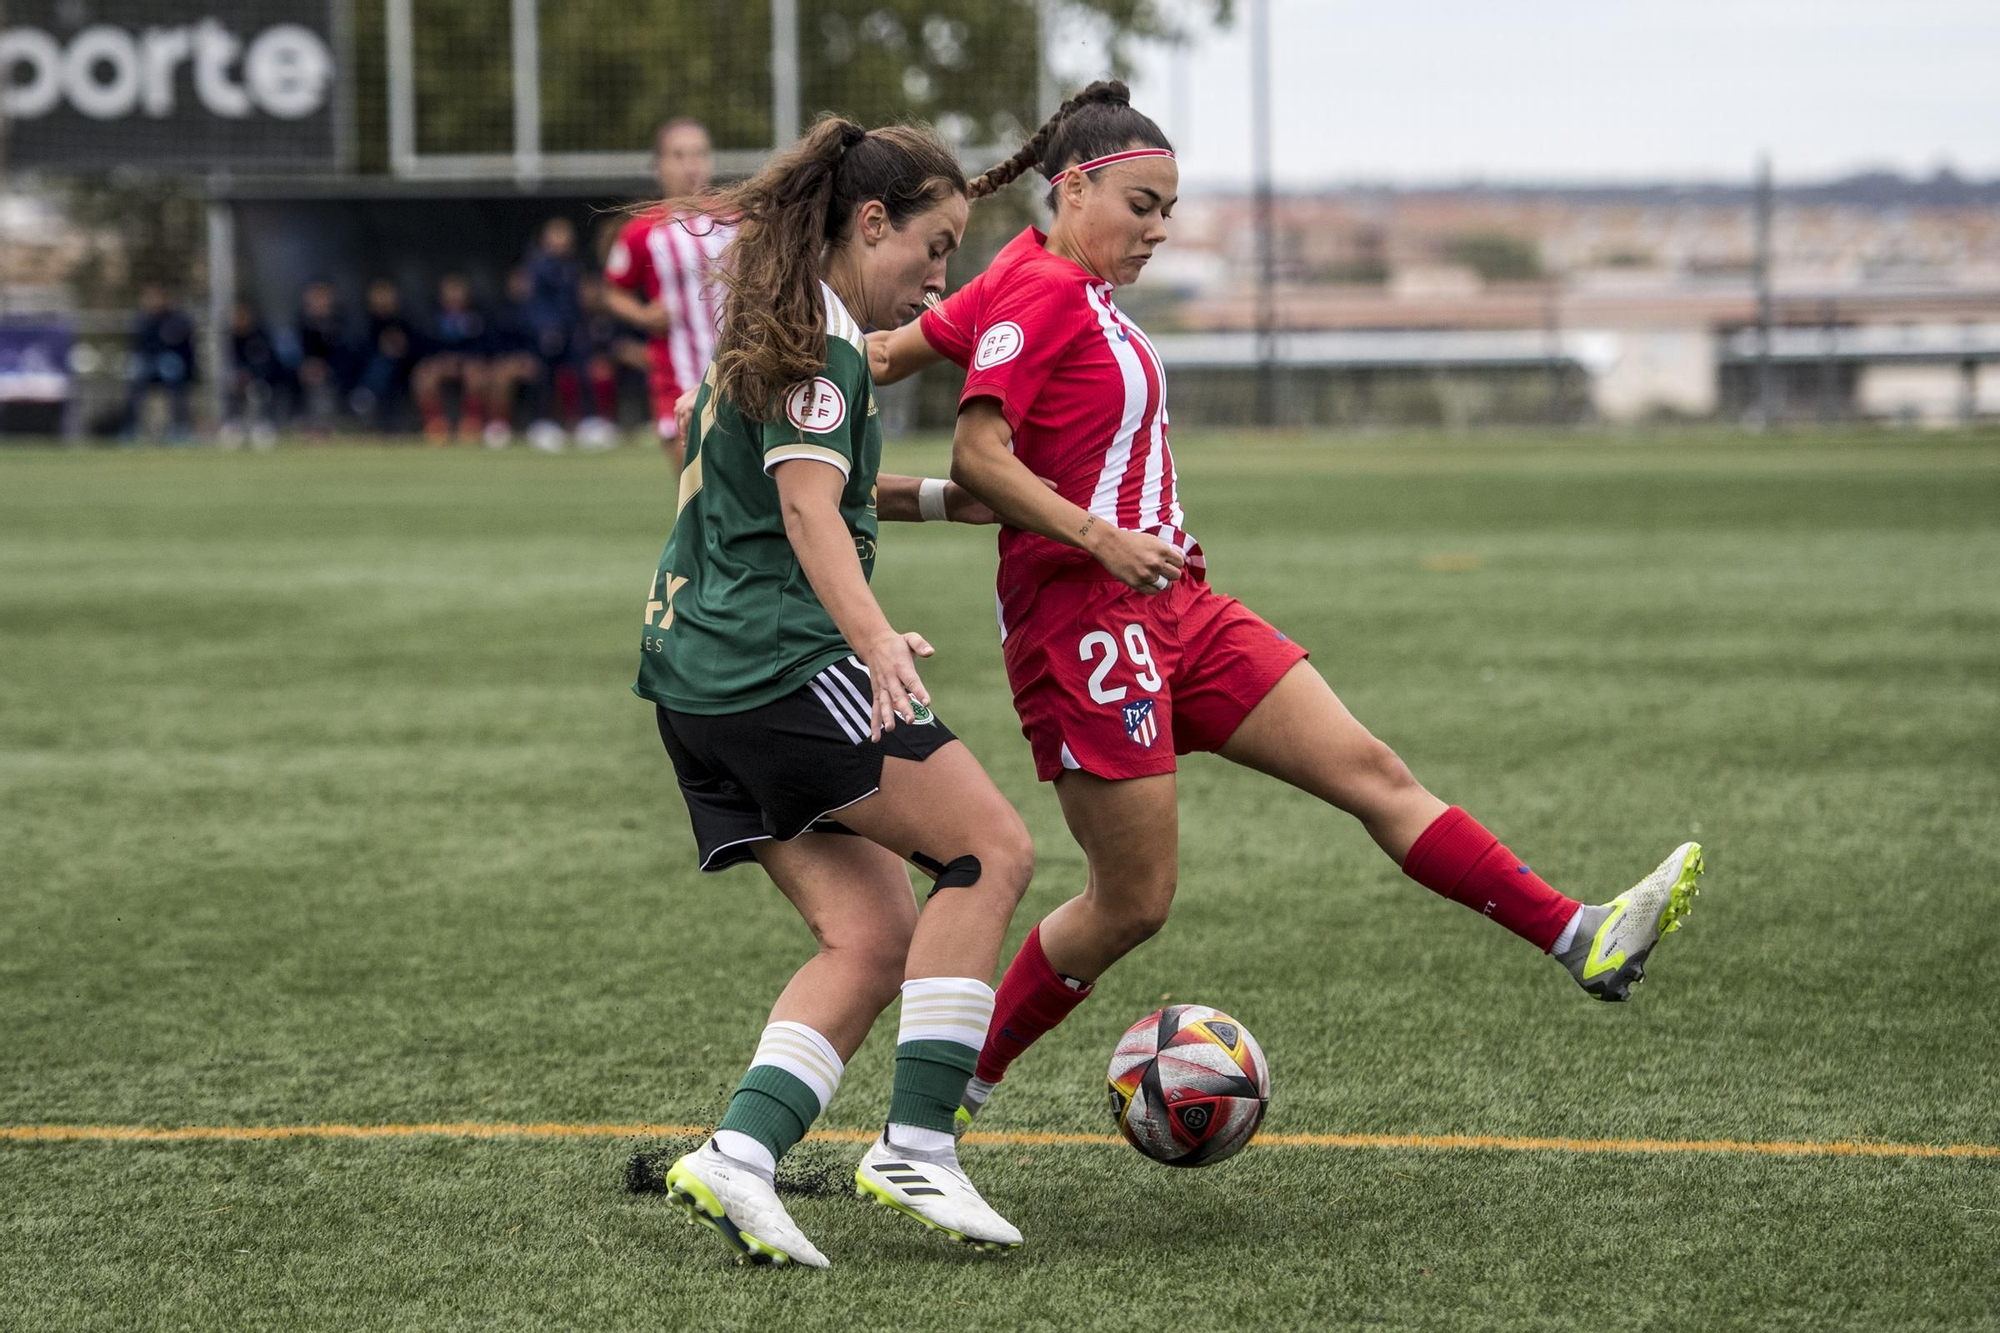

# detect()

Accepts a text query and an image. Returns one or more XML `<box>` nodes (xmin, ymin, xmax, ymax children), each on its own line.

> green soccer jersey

<box><xmin>634</xmin><ymin>284</ymin><xmax>882</xmax><ymax>715</ymax></box>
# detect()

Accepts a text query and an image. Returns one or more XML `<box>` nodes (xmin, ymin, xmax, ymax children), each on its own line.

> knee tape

<box><xmin>913</xmin><ymin>851</ymin><xmax>983</xmax><ymax>899</ymax></box>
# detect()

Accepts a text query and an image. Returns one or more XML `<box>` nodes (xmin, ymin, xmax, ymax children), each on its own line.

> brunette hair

<box><xmin>968</xmin><ymin>80</ymin><xmax>1173</xmax><ymax>208</ymax></box>
<box><xmin>670</xmin><ymin>116</ymin><xmax>965</xmax><ymax>420</ymax></box>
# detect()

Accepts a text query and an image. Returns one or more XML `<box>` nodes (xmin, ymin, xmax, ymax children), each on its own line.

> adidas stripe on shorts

<box><xmin>655</xmin><ymin>655</ymin><xmax>958</xmax><ymax>872</ymax></box>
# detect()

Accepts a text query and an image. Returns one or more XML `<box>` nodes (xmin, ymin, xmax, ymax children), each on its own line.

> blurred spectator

<box><xmin>482</xmin><ymin>266</ymin><xmax>545</xmax><ymax>447</ymax></box>
<box><xmin>577</xmin><ymin>274</ymin><xmax>642</xmax><ymax>449</ymax></box>
<box><xmin>123</xmin><ymin>283</ymin><xmax>198</xmax><ymax>443</ymax></box>
<box><xmin>292</xmin><ymin>279</ymin><xmax>354</xmax><ymax>437</ymax></box>
<box><xmin>354</xmin><ymin>278</ymin><xmax>417</xmax><ymax>432</ymax></box>
<box><xmin>413</xmin><ymin>273</ymin><xmax>490</xmax><ymax>444</ymax></box>
<box><xmin>524</xmin><ymin>216</ymin><xmax>614</xmax><ymax>450</ymax></box>
<box><xmin>221</xmin><ymin>299</ymin><xmax>286</xmax><ymax>448</ymax></box>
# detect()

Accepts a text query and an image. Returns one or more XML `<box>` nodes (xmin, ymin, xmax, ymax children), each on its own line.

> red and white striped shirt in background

<box><xmin>919</xmin><ymin>227</ymin><xmax>1202</xmax><ymax>625</ymax></box>
<box><xmin>604</xmin><ymin>209</ymin><xmax>736</xmax><ymax>396</ymax></box>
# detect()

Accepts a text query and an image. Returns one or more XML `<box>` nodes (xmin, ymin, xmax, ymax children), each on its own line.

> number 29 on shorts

<box><xmin>1080</xmin><ymin>624</ymin><xmax>1163</xmax><ymax>703</ymax></box>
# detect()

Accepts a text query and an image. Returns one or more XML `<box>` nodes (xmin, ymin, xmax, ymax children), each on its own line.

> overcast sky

<box><xmin>1090</xmin><ymin>0</ymin><xmax>2000</xmax><ymax>188</ymax></box>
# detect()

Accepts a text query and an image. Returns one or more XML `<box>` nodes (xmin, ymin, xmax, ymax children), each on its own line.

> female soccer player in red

<box><xmin>870</xmin><ymin>82</ymin><xmax>1707</xmax><ymax>1134</ymax></box>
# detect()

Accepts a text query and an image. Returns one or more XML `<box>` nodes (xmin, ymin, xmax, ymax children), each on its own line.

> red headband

<box><xmin>1050</xmin><ymin>148</ymin><xmax>1176</xmax><ymax>185</ymax></box>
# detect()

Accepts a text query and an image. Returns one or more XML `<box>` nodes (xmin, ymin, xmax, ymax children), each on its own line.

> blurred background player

<box><xmin>480</xmin><ymin>266</ymin><xmax>545</xmax><ymax>448</ymax></box>
<box><xmin>412</xmin><ymin>273</ymin><xmax>490</xmax><ymax>444</ymax></box>
<box><xmin>523</xmin><ymin>217</ymin><xmax>616</xmax><ymax>451</ymax></box>
<box><xmin>220</xmin><ymin>298</ymin><xmax>285</xmax><ymax>448</ymax></box>
<box><xmin>291</xmin><ymin>279</ymin><xmax>353</xmax><ymax>438</ymax></box>
<box><xmin>354</xmin><ymin>277</ymin><xmax>417</xmax><ymax>433</ymax></box>
<box><xmin>603</xmin><ymin>117</ymin><xmax>734</xmax><ymax>467</ymax></box>
<box><xmin>122</xmin><ymin>282</ymin><xmax>199</xmax><ymax>444</ymax></box>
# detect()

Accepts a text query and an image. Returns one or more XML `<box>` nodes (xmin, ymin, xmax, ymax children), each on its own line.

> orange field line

<box><xmin>3</xmin><ymin>1122</ymin><xmax>1996</xmax><ymax>1160</ymax></box>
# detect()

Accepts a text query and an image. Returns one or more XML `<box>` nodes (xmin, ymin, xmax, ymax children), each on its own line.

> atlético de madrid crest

<box><xmin>1122</xmin><ymin>699</ymin><xmax>1157</xmax><ymax>748</ymax></box>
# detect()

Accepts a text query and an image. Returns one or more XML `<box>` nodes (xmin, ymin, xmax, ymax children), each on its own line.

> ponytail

<box><xmin>666</xmin><ymin>116</ymin><xmax>965</xmax><ymax>420</ymax></box>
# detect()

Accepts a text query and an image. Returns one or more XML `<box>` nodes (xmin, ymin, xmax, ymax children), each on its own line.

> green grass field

<box><xmin>3</xmin><ymin>429</ymin><xmax>1997</xmax><ymax>1330</ymax></box>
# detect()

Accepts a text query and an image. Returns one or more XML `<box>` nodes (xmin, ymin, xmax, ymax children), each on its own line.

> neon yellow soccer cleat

<box><xmin>1557</xmin><ymin>842</ymin><xmax>1705</xmax><ymax>1001</ymax></box>
<box><xmin>664</xmin><ymin>1141</ymin><xmax>830</xmax><ymax>1268</ymax></box>
<box><xmin>855</xmin><ymin>1133</ymin><xmax>1022</xmax><ymax>1252</ymax></box>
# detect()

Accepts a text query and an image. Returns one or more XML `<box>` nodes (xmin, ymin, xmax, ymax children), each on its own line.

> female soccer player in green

<box><xmin>639</xmin><ymin>118</ymin><xmax>1032</xmax><ymax>1266</ymax></box>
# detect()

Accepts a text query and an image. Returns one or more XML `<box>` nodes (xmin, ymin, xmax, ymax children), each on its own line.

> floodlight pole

<box><xmin>205</xmin><ymin>197</ymin><xmax>235</xmax><ymax>436</ymax></box>
<box><xmin>771</xmin><ymin>0</ymin><xmax>801</xmax><ymax>147</ymax></box>
<box><xmin>0</xmin><ymin>0</ymin><xmax>9</xmax><ymax>205</ymax></box>
<box><xmin>510</xmin><ymin>0</ymin><xmax>543</xmax><ymax>184</ymax></box>
<box><xmin>1753</xmin><ymin>153</ymin><xmax>1775</xmax><ymax>427</ymax></box>
<box><xmin>385</xmin><ymin>0</ymin><xmax>416</xmax><ymax>176</ymax></box>
<box><xmin>1250</xmin><ymin>0</ymin><xmax>1277</xmax><ymax>426</ymax></box>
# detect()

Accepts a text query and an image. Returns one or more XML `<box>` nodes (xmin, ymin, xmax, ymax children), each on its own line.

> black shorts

<box><xmin>656</xmin><ymin>655</ymin><xmax>959</xmax><ymax>872</ymax></box>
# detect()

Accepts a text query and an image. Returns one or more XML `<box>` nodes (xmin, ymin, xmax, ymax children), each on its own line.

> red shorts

<box><xmin>647</xmin><ymin>348</ymin><xmax>685</xmax><ymax>439</ymax></box>
<box><xmin>1000</xmin><ymin>568</ymin><xmax>1309</xmax><ymax>783</ymax></box>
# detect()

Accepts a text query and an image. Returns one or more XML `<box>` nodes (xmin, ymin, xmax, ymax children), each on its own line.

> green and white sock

<box><xmin>713</xmin><ymin>1020</ymin><xmax>845</xmax><ymax>1176</ymax></box>
<box><xmin>886</xmin><ymin>977</ymin><xmax>995</xmax><ymax>1153</ymax></box>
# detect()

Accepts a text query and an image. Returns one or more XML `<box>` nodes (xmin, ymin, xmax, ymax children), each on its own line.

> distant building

<box><xmin>1153</xmin><ymin>178</ymin><xmax>2000</xmax><ymax>425</ymax></box>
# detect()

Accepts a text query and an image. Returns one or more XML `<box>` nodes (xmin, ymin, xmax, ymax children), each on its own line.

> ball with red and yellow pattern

<box><xmin>1107</xmin><ymin>1004</ymin><xmax>1271</xmax><ymax>1167</ymax></box>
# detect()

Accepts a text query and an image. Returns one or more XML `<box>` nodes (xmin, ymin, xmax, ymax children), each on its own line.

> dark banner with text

<box><xmin>1</xmin><ymin>1</ymin><xmax>344</xmax><ymax>171</ymax></box>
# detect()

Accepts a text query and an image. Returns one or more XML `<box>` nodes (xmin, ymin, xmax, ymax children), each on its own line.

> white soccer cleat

<box><xmin>664</xmin><ymin>1140</ymin><xmax>830</xmax><ymax>1268</ymax></box>
<box><xmin>1556</xmin><ymin>842</ymin><xmax>1706</xmax><ymax>1001</ymax></box>
<box><xmin>854</xmin><ymin>1133</ymin><xmax>1022</xmax><ymax>1251</ymax></box>
<box><xmin>526</xmin><ymin>420</ymin><xmax>567</xmax><ymax>453</ymax></box>
<box><xmin>575</xmin><ymin>416</ymin><xmax>619</xmax><ymax>451</ymax></box>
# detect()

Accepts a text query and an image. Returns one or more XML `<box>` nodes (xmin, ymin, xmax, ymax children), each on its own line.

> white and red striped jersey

<box><xmin>920</xmin><ymin>227</ymin><xmax>1202</xmax><ymax>595</ymax></box>
<box><xmin>604</xmin><ymin>209</ymin><xmax>735</xmax><ymax>394</ymax></box>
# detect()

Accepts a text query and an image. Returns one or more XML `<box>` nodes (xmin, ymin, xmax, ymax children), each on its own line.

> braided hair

<box><xmin>969</xmin><ymin>80</ymin><xmax>1173</xmax><ymax>209</ymax></box>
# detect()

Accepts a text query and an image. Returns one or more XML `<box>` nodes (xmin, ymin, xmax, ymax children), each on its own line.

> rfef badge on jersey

<box><xmin>973</xmin><ymin>320</ymin><xmax>1024</xmax><ymax>370</ymax></box>
<box><xmin>785</xmin><ymin>377</ymin><xmax>847</xmax><ymax>432</ymax></box>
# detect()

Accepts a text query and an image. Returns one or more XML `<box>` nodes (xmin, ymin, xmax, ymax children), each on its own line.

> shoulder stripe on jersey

<box><xmin>652</xmin><ymin>224</ymin><xmax>699</xmax><ymax>388</ymax></box>
<box><xmin>667</xmin><ymin>218</ymin><xmax>711</xmax><ymax>384</ymax></box>
<box><xmin>1120</xmin><ymin>314</ymin><xmax>1170</xmax><ymax>530</ymax></box>
<box><xmin>1081</xmin><ymin>284</ymin><xmax>1151</xmax><ymax>525</ymax></box>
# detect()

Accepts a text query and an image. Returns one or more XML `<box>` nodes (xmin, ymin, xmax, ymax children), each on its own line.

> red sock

<box><xmin>1402</xmin><ymin>807</ymin><xmax>1578</xmax><ymax>952</ymax></box>
<box><xmin>554</xmin><ymin>368</ymin><xmax>582</xmax><ymax>423</ymax></box>
<box><xmin>975</xmin><ymin>924</ymin><xmax>1092</xmax><ymax>1085</ymax></box>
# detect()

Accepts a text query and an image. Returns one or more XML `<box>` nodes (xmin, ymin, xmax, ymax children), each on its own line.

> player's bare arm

<box><xmin>876</xmin><ymin>473</ymin><xmax>996</xmax><ymax>524</ymax></box>
<box><xmin>949</xmin><ymin>398</ymin><xmax>1183</xmax><ymax>593</ymax></box>
<box><xmin>602</xmin><ymin>285</ymin><xmax>673</xmax><ymax>334</ymax></box>
<box><xmin>866</xmin><ymin>324</ymin><xmax>943</xmax><ymax>385</ymax></box>
<box><xmin>772</xmin><ymin>458</ymin><xmax>933</xmax><ymax>738</ymax></box>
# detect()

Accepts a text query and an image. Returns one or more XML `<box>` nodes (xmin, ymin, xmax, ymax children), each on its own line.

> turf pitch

<box><xmin>2</xmin><ymin>429</ymin><xmax>1997</xmax><ymax>1330</ymax></box>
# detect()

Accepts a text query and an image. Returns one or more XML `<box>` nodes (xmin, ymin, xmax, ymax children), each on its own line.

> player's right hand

<box><xmin>673</xmin><ymin>386</ymin><xmax>698</xmax><ymax>440</ymax></box>
<box><xmin>864</xmin><ymin>330</ymin><xmax>894</xmax><ymax>382</ymax></box>
<box><xmin>1093</xmin><ymin>526</ymin><xmax>1185</xmax><ymax>594</ymax></box>
<box><xmin>858</xmin><ymin>629</ymin><xmax>936</xmax><ymax>741</ymax></box>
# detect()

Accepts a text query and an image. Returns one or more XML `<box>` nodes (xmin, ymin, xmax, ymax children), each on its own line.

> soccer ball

<box><xmin>1107</xmin><ymin>1004</ymin><xmax>1270</xmax><ymax>1167</ymax></box>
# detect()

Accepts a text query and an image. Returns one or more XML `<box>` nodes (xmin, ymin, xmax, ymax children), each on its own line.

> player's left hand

<box><xmin>859</xmin><ymin>629</ymin><xmax>935</xmax><ymax>740</ymax></box>
<box><xmin>673</xmin><ymin>386</ymin><xmax>698</xmax><ymax>440</ymax></box>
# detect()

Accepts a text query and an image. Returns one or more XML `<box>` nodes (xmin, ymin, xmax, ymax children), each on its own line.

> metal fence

<box><xmin>380</xmin><ymin>0</ymin><xmax>1058</xmax><ymax>184</ymax></box>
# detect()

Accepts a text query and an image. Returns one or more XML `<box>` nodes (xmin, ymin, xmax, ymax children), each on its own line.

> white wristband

<box><xmin>917</xmin><ymin>477</ymin><xmax>951</xmax><ymax>523</ymax></box>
